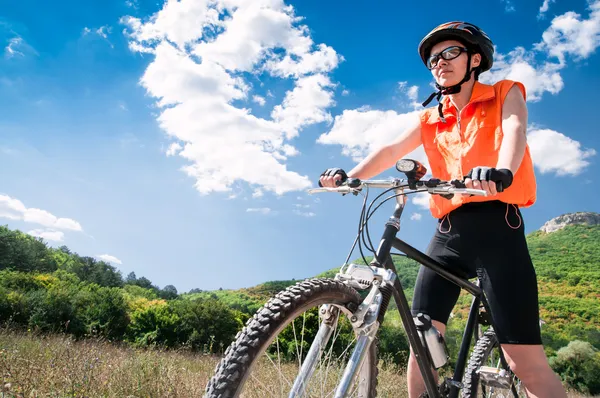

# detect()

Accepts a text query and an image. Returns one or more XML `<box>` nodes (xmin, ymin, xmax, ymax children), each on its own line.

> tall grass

<box><xmin>0</xmin><ymin>330</ymin><xmax>593</xmax><ymax>397</ymax></box>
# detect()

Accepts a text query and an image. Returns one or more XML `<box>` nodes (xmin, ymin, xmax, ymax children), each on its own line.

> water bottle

<box><xmin>414</xmin><ymin>313</ymin><xmax>449</xmax><ymax>369</ymax></box>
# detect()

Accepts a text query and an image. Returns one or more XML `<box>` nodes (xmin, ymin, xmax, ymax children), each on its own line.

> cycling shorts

<box><xmin>411</xmin><ymin>200</ymin><xmax>542</xmax><ymax>345</ymax></box>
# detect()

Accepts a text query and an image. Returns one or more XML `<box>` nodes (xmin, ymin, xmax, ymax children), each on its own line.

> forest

<box><xmin>1</xmin><ymin>223</ymin><xmax>599</xmax><ymax>394</ymax></box>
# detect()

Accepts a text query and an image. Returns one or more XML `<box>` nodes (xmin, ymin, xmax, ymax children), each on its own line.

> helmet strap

<box><xmin>422</xmin><ymin>52</ymin><xmax>474</xmax><ymax>123</ymax></box>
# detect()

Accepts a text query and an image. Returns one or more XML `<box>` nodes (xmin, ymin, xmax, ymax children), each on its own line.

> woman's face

<box><xmin>428</xmin><ymin>39</ymin><xmax>481</xmax><ymax>87</ymax></box>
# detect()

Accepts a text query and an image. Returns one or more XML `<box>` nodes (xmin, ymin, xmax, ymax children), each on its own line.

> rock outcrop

<box><xmin>539</xmin><ymin>212</ymin><xmax>600</xmax><ymax>233</ymax></box>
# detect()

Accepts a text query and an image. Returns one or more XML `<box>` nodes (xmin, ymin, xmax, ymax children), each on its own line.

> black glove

<box><xmin>465</xmin><ymin>167</ymin><xmax>513</xmax><ymax>192</ymax></box>
<box><xmin>318</xmin><ymin>168</ymin><xmax>348</xmax><ymax>187</ymax></box>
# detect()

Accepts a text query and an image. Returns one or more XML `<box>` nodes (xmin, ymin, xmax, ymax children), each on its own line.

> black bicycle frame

<box><xmin>368</xmin><ymin>196</ymin><xmax>512</xmax><ymax>398</ymax></box>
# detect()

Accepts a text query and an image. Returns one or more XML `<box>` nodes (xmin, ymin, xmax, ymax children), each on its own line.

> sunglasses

<box><xmin>427</xmin><ymin>46</ymin><xmax>469</xmax><ymax>69</ymax></box>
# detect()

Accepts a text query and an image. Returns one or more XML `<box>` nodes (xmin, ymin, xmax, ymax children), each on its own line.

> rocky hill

<box><xmin>539</xmin><ymin>212</ymin><xmax>600</xmax><ymax>233</ymax></box>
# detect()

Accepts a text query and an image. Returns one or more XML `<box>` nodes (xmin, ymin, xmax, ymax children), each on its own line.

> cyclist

<box><xmin>319</xmin><ymin>22</ymin><xmax>567</xmax><ymax>398</ymax></box>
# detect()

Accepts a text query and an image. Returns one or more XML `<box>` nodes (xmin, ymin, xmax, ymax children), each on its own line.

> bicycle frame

<box><xmin>293</xmin><ymin>185</ymin><xmax>515</xmax><ymax>398</ymax></box>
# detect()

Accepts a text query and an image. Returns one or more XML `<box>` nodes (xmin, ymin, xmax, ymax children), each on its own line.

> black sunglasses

<box><xmin>427</xmin><ymin>46</ymin><xmax>469</xmax><ymax>69</ymax></box>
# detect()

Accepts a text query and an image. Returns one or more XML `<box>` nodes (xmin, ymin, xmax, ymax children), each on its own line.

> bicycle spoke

<box><xmin>263</xmin><ymin>350</ymin><xmax>293</xmax><ymax>389</ymax></box>
<box><xmin>276</xmin><ymin>337</ymin><xmax>283</xmax><ymax>397</ymax></box>
<box><xmin>249</xmin><ymin>371</ymin><xmax>278</xmax><ymax>397</ymax></box>
<box><xmin>292</xmin><ymin>318</ymin><xmax>302</xmax><ymax>369</ymax></box>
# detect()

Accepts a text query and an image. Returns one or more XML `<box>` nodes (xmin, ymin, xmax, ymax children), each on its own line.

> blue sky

<box><xmin>1</xmin><ymin>0</ymin><xmax>599</xmax><ymax>292</ymax></box>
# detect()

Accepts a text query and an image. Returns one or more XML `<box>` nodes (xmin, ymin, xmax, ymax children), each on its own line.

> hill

<box><xmin>1</xmin><ymin>212</ymin><xmax>599</xmax><ymax>393</ymax></box>
<box><xmin>189</xmin><ymin>214</ymin><xmax>600</xmax><ymax>354</ymax></box>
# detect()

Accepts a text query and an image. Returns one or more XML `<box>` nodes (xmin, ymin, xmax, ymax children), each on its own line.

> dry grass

<box><xmin>0</xmin><ymin>330</ymin><xmax>593</xmax><ymax>397</ymax></box>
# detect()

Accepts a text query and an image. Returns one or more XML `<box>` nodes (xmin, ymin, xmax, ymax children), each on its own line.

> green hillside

<box><xmin>1</xmin><ymin>220</ymin><xmax>599</xmax><ymax>393</ymax></box>
<box><xmin>191</xmin><ymin>224</ymin><xmax>600</xmax><ymax>353</ymax></box>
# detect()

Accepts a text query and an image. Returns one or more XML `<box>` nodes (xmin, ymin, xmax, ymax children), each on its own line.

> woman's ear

<box><xmin>471</xmin><ymin>53</ymin><xmax>482</xmax><ymax>68</ymax></box>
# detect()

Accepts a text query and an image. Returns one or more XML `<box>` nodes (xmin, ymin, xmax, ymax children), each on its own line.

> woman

<box><xmin>319</xmin><ymin>21</ymin><xmax>566</xmax><ymax>398</ymax></box>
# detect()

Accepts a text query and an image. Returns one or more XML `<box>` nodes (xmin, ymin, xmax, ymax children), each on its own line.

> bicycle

<box><xmin>204</xmin><ymin>159</ymin><xmax>525</xmax><ymax>398</ymax></box>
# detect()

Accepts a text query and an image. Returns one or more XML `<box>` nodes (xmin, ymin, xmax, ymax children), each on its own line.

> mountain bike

<box><xmin>204</xmin><ymin>159</ymin><xmax>525</xmax><ymax>397</ymax></box>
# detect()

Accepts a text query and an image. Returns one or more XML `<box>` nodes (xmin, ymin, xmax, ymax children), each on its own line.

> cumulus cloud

<box><xmin>316</xmin><ymin>107</ymin><xmax>425</xmax><ymax>164</ymax></box>
<box><xmin>122</xmin><ymin>0</ymin><xmax>342</xmax><ymax>196</ymax></box>
<box><xmin>412</xmin><ymin>193</ymin><xmax>431</xmax><ymax>211</ymax></box>
<box><xmin>0</xmin><ymin>195</ymin><xmax>83</xmax><ymax>231</ymax></box>
<box><xmin>252</xmin><ymin>95</ymin><xmax>266</xmax><ymax>106</ymax></box>
<box><xmin>482</xmin><ymin>0</ymin><xmax>600</xmax><ymax>101</ymax></box>
<box><xmin>536</xmin><ymin>1</ymin><xmax>600</xmax><ymax>63</ymax></box>
<box><xmin>528</xmin><ymin>128</ymin><xmax>596</xmax><ymax>176</ymax></box>
<box><xmin>538</xmin><ymin>0</ymin><xmax>555</xmax><ymax>19</ymax></box>
<box><xmin>27</xmin><ymin>229</ymin><xmax>65</xmax><ymax>242</ymax></box>
<box><xmin>96</xmin><ymin>254</ymin><xmax>123</xmax><ymax>264</ymax></box>
<box><xmin>480</xmin><ymin>47</ymin><xmax>564</xmax><ymax>102</ymax></box>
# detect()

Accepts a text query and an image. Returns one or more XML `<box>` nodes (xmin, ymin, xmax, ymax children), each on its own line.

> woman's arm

<box><xmin>496</xmin><ymin>84</ymin><xmax>528</xmax><ymax>173</ymax></box>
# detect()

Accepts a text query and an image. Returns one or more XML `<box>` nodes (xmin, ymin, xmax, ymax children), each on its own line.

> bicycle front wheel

<box><xmin>204</xmin><ymin>278</ymin><xmax>378</xmax><ymax>397</ymax></box>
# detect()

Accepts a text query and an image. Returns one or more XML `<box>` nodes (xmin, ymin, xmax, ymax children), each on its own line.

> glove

<box><xmin>465</xmin><ymin>167</ymin><xmax>513</xmax><ymax>192</ymax></box>
<box><xmin>318</xmin><ymin>168</ymin><xmax>348</xmax><ymax>187</ymax></box>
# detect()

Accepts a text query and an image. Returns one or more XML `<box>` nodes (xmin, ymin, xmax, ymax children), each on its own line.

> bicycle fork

<box><xmin>288</xmin><ymin>280</ymin><xmax>386</xmax><ymax>398</ymax></box>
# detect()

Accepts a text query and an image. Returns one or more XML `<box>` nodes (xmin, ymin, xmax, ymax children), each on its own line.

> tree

<box><xmin>550</xmin><ymin>340</ymin><xmax>600</xmax><ymax>394</ymax></box>
<box><xmin>159</xmin><ymin>285</ymin><xmax>178</xmax><ymax>300</ymax></box>
<box><xmin>134</xmin><ymin>276</ymin><xmax>154</xmax><ymax>290</ymax></box>
<box><xmin>125</xmin><ymin>272</ymin><xmax>137</xmax><ymax>284</ymax></box>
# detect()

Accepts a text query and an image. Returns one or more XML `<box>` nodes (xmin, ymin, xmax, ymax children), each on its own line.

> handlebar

<box><xmin>308</xmin><ymin>177</ymin><xmax>488</xmax><ymax>197</ymax></box>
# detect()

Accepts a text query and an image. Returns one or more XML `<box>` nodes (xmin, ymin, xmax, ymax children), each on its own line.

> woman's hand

<box><xmin>318</xmin><ymin>168</ymin><xmax>348</xmax><ymax>188</ymax></box>
<box><xmin>464</xmin><ymin>166</ymin><xmax>513</xmax><ymax>196</ymax></box>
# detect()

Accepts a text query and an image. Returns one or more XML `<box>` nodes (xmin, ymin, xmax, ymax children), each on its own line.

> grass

<box><xmin>0</xmin><ymin>330</ymin><xmax>594</xmax><ymax>397</ymax></box>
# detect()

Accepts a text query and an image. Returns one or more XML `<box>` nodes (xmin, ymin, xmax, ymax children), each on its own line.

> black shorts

<box><xmin>410</xmin><ymin>200</ymin><xmax>542</xmax><ymax>345</ymax></box>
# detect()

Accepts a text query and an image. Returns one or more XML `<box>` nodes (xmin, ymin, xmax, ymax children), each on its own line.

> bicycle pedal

<box><xmin>477</xmin><ymin>366</ymin><xmax>513</xmax><ymax>389</ymax></box>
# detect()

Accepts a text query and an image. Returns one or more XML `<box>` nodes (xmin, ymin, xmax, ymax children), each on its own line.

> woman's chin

<box><xmin>437</xmin><ymin>76</ymin><xmax>460</xmax><ymax>87</ymax></box>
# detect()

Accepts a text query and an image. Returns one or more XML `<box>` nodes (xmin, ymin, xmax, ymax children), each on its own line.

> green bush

<box><xmin>549</xmin><ymin>340</ymin><xmax>600</xmax><ymax>394</ymax></box>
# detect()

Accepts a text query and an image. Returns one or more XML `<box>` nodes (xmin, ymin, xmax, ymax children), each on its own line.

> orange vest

<box><xmin>419</xmin><ymin>80</ymin><xmax>536</xmax><ymax>219</ymax></box>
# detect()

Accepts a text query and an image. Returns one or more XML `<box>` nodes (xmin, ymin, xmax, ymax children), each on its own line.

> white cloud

<box><xmin>125</xmin><ymin>0</ymin><xmax>139</xmax><ymax>9</ymax></box>
<box><xmin>166</xmin><ymin>142</ymin><xmax>182</xmax><ymax>156</ymax></box>
<box><xmin>82</xmin><ymin>25</ymin><xmax>114</xmax><ymax>47</ymax></box>
<box><xmin>252</xmin><ymin>189</ymin><xmax>264</xmax><ymax>198</ymax></box>
<box><xmin>501</xmin><ymin>0</ymin><xmax>515</xmax><ymax>12</ymax></box>
<box><xmin>5</xmin><ymin>37</ymin><xmax>24</xmax><ymax>58</ymax></box>
<box><xmin>528</xmin><ymin>128</ymin><xmax>596</xmax><ymax>176</ymax></box>
<box><xmin>4</xmin><ymin>36</ymin><xmax>36</xmax><ymax>59</ymax></box>
<box><xmin>294</xmin><ymin>203</ymin><xmax>310</xmax><ymax>208</ymax></box>
<box><xmin>293</xmin><ymin>209</ymin><xmax>316</xmax><ymax>217</ymax></box>
<box><xmin>123</xmin><ymin>0</ymin><xmax>341</xmax><ymax>196</ymax></box>
<box><xmin>246</xmin><ymin>207</ymin><xmax>272</xmax><ymax>215</ymax></box>
<box><xmin>27</xmin><ymin>229</ymin><xmax>65</xmax><ymax>242</ymax></box>
<box><xmin>410</xmin><ymin>212</ymin><xmax>422</xmax><ymax>221</ymax></box>
<box><xmin>538</xmin><ymin>0</ymin><xmax>555</xmax><ymax>19</ymax></box>
<box><xmin>271</xmin><ymin>74</ymin><xmax>335</xmax><ymax>138</ymax></box>
<box><xmin>341</xmin><ymin>89</ymin><xmax>349</xmax><ymax>96</ymax></box>
<box><xmin>412</xmin><ymin>193</ymin><xmax>430</xmax><ymax>210</ymax></box>
<box><xmin>480</xmin><ymin>47</ymin><xmax>563</xmax><ymax>102</ymax></box>
<box><xmin>316</xmin><ymin>108</ymin><xmax>424</xmax><ymax>164</ymax></box>
<box><xmin>397</xmin><ymin>81</ymin><xmax>420</xmax><ymax>109</ymax></box>
<box><xmin>536</xmin><ymin>1</ymin><xmax>600</xmax><ymax>64</ymax></box>
<box><xmin>482</xmin><ymin>0</ymin><xmax>600</xmax><ymax>102</ymax></box>
<box><xmin>96</xmin><ymin>254</ymin><xmax>123</xmax><ymax>265</ymax></box>
<box><xmin>407</xmin><ymin>86</ymin><xmax>419</xmax><ymax>102</ymax></box>
<box><xmin>0</xmin><ymin>195</ymin><xmax>83</xmax><ymax>231</ymax></box>
<box><xmin>252</xmin><ymin>95</ymin><xmax>266</xmax><ymax>106</ymax></box>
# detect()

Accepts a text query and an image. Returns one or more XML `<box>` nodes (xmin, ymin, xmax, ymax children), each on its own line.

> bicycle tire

<box><xmin>462</xmin><ymin>329</ymin><xmax>524</xmax><ymax>397</ymax></box>
<box><xmin>204</xmin><ymin>278</ymin><xmax>379</xmax><ymax>397</ymax></box>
